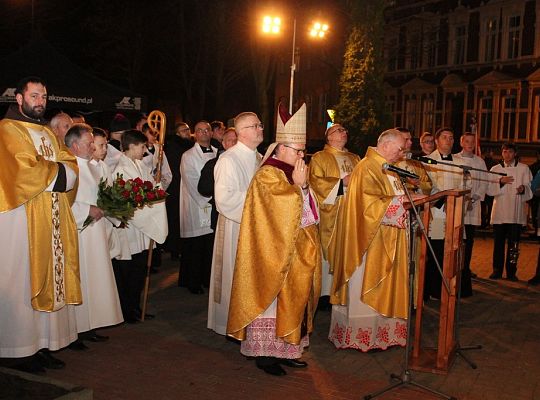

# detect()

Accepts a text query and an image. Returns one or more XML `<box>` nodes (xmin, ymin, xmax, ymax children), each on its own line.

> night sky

<box><xmin>0</xmin><ymin>0</ymin><xmax>348</xmax><ymax>130</ymax></box>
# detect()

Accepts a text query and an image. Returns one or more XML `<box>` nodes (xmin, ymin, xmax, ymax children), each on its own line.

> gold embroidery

<box><xmin>51</xmin><ymin>193</ymin><xmax>65</xmax><ymax>307</ymax></box>
<box><xmin>39</xmin><ymin>136</ymin><xmax>54</xmax><ymax>160</ymax></box>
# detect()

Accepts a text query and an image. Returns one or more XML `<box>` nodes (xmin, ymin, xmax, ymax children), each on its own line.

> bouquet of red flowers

<box><xmin>82</xmin><ymin>174</ymin><xmax>167</xmax><ymax>230</ymax></box>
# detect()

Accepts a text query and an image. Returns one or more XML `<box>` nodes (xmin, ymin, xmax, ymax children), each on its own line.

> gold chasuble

<box><xmin>309</xmin><ymin>145</ymin><xmax>360</xmax><ymax>267</ymax></box>
<box><xmin>0</xmin><ymin>118</ymin><xmax>81</xmax><ymax>312</ymax></box>
<box><xmin>330</xmin><ymin>147</ymin><xmax>408</xmax><ymax>319</ymax></box>
<box><xmin>227</xmin><ymin>164</ymin><xmax>321</xmax><ymax>345</ymax></box>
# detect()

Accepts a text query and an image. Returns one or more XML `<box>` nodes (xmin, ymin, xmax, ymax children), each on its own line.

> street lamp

<box><xmin>262</xmin><ymin>16</ymin><xmax>329</xmax><ymax>114</ymax></box>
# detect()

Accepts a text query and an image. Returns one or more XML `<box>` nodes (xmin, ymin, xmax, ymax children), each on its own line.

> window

<box><xmin>387</xmin><ymin>38</ymin><xmax>397</xmax><ymax>72</ymax></box>
<box><xmin>422</xmin><ymin>98</ymin><xmax>434</xmax><ymax>133</ymax></box>
<box><xmin>453</xmin><ymin>25</ymin><xmax>467</xmax><ymax>65</ymax></box>
<box><xmin>410</xmin><ymin>34</ymin><xmax>421</xmax><ymax>70</ymax></box>
<box><xmin>501</xmin><ymin>95</ymin><xmax>517</xmax><ymax>140</ymax></box>
<box><xmin>479</xmin><ymin>96</ymin><xmax>493</xmax><ymax>138</ymax></box>
<box><xmin>484</xmin><ymin>18</ymin><xmax>498</xmax><ymax>61</ymax></box>
<box><xmin>405</xmin><ymin>98</ymin><xmax>416</xmax><ymax>134</ymax></box>
<box><xmin>426</xmin><ymin>30</ymin><xmax>438</xmax><ymax>68</ymax></box>
<box><xmin>507</xmin><ymin>15</ymin><xmax>521</xmax><ymax>59</ymax></box>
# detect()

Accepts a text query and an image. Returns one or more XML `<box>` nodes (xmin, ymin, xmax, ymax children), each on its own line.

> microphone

<box><xmin>408</xmin><ymin>154</ymin><xmax>438</xmax><ymax>165</ymax></box>
<box><xmin>382</xmin><ymin>163</ymin><xmax>419</xmax><ymax>180</ymax></box>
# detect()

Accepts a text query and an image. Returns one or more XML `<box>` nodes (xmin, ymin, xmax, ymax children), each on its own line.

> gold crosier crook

<box><xmin>141</xmin><ymin>110</ymin><xmax>167</xmax><ymax>322</ymax></box>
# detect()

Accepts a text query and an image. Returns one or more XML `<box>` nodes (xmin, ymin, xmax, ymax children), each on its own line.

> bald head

<box><xmin>49</xmin><ymin>112</ymin><xmax>73</xmax><ymax>141</ymax></box>
<box><xmin>376</xmin><ymin>129</ymin><xmax>406</xmax><ymax>163</ymax></box>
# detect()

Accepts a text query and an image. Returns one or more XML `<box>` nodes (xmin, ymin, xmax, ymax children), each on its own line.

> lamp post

<box><xmin>262</xmin><ymin>16</ymin><xmax>329</xmax><ymax>114</ymax></box>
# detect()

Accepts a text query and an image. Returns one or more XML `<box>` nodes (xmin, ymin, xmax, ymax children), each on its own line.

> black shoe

<box><xmin>87</xmin><ymin>333</ymin><xmax>109</xmax><ymax>342</ymax></box>
<box><xmin>279</xmin><ymin>358</ymin><xmax>308</xmax><ymax>368</ymax></box>
<box><xmin>36</xmin><ymin>350</ymin><xmax>65</xmax><ymax>369</ymax></box>
<box><xmin>125</xmin><ymin>318</ymin><xmax>139</xmax><ymax>324</ymax></box>
<box><xmin>470</xmin><ymin>272</ymin><xmax>478</xmax><ymax>279</ymax></box>
<box><xmin>68</xmin><ymin>340</ymin><xmax>89</xmax><ymax>351</ymax></box>
<box><xmin>528</xmin><ymin>276</ymin><xmax>540</xmax><ymax>286</ymax></box>
<box><xmin>257</xmin><ymin>363</ymin><xmax>287</xmax><ymax>376</ymax></box>
<box><xmin>12</xmin><ymin>357</ymin><xmax>45</xmax><ymax>374</ymax></box>
<box><xmin>489</xmin><ymin>272</ymin><xmax>502</xmax><ymax>280</ymax></box>
<box><xmin>188</xmin><ymin>287</ymin><xmax>204</xmax><ymax>294</ymax></box>
<box><xmin>506</xmin><ymin>275</ymin><xmax>518</xmax><ymax>282</ymax></box>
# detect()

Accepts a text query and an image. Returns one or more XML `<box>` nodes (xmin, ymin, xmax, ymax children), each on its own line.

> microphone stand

<box><xmin>364</xmin><ymin>172</ymin><xmax>456</xmax><ymax>400</ymax></box>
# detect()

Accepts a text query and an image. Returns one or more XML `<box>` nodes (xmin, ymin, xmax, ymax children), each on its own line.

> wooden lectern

<box><xmin>409</xmin><ymin>189</ymin><xmax>470</xmax><ymax>374</ymax></box>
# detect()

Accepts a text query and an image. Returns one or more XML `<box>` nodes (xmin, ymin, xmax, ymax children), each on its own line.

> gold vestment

<box><xmin>309</xmin><ymin>145</ymin><xmax>360</xmax><ymax>270</ymax></box>
<box><xmin>330</xmin><ymin>147</ymin><xmax>408</xmax><ymax>319</ymax></box>
<box><xmin>226</xmin><ymin>164</ymin><xmax>321</xmax><ymax>345</ymax></box>
<box><xmin>0</xmin><ymin>118</ymin><xmax>81</xmax><ymax>312</ymax></box>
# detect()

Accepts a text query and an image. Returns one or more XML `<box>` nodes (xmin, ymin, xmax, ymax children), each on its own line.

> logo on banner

<box><xmin>115</xmin><ymin>97</ymin><xmax>142</xmax><ymax>111</ymax></box>
<box><xmin>0</xmin><ymin>88</ymin><xmax>17</xmax><ymax>103</ymax></box>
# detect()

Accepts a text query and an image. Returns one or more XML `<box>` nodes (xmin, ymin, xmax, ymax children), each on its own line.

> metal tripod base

<box><xmin>363</xmin><ymin>370</ymin><xmax>457</xmax><ymax>400</ymax></box>
<box><xmin>455</xmin><ymin>343</ymin><xmax>482</xmax><ymax>369</ymax></box>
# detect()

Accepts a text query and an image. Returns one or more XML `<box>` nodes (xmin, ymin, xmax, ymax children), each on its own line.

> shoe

<box><xmin>87</xmin><ymin>333</ymin><xmax>109</xmax><ymax>342</ymax></box>
<box><xmin>279</xmin><ymin>359</ymin><xmax>308</xmax><ymax>368</ymax></box>
<box><xmin>68</xmin><ymin>340</ymin><xmax>89</xmax><ymax>351</ymax></box>
<box><xmin>12</xmin><ymin>357</ymin><xmax>45</xmax><ymax>374</ymax></box>
<box><xmin>188</xmin><ymin>287</ymin><xmax>204</xmax><ymax>294</ymax></box>
<box><xmin>489</xmin><ymin>273</ymin><xmax>502</xmax><ymax>280</ymax></box>
<box><xmin>36</xmin><ymin>350</ymin><xmax>65</xmax><ymax>369</ymax></box>
<box><xmin>125</xmin><ymin>318</ymin><xmax>139</xmax><ymax>324</ymax></box>
<box><xmin>257</xmin><ymin>363</ymin><xmax>287</xmax><ymax>376</ymax></box>
<box><xmin>470</xmin><ymin>272</ymin><xmax>478</xmax><ymax>279</ymax></box>
<box><xmin>506</xmin><ymin>275</ymin><xmax>518</xmax><ymax>282</ymax></box>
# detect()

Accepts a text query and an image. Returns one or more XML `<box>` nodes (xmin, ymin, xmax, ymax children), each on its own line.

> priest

<box><xmin>207</xmin><ymin>113</ymin><xmax>262</xmax><ymax>335</ymax></box>
<box><xmin>330</xmin><ymin>129</ymin><xmax>424</xmax><ymax>352</ymax></box>
<box><xmin>227</xmin><ymin>104</ymin><xmax>321</xmax><ymax>376</ymax></box>
<box><xmin>65</xmin><ymin>124</ymin><xmax>124</xmax><ymax>342</ymax></box>
<box><xmin>309</xmin><ymin>123</ymin><xmax>360</xmax><ymax>305</ymax></box>
<box><xmin>0</xmin><ymin>76</ymin><xmax>80</xmax><ymax>372</ymax></box>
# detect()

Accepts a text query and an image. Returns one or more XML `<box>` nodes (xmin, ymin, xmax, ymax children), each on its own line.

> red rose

<box><xmin>117</xmin><ymin>179</ymin><xmax>126</xmax><ymax>187</ymax></box>
<box><xmin>121</xmin><ymin>190</ymin><xmax>130</xmax><ymax>199</ymax></box>
<box><xmin>143</xmin><ymin>180</ymin><xmax>153</xmax><ymax>190</ymax></box>
<box><xmin>134</xmin><ymin>177</ymin><xmax>143</xmax><ymax>185</ymax></box>
<box><xmin>134</xmin><ymin>194</ymin><xmax>144</xmax><ymax>204</ymax></box>
<box><xmin>132</xmin><ymin>185</ymin><xmax>140</xmax><ymax>194</ymax></box>
<box><xmin>146</xmin><ymin>191</ymin><xmax>156</xmax><ymax>201</ymax></box>
<box><xmin>156</xmin><ymin>189</ymin><xmax>166</xmax><ymax>198</ymax></box>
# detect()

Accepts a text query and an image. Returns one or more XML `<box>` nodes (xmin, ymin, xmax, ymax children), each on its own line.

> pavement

<box><xmin>6</xmin><ymin>234</ymin><xmax>540</xmax><ymax>400</ymax></box>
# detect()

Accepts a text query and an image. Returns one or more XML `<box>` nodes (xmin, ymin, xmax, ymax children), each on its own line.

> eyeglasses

<box><xmin>240</xmin><ymin>123</ymin><xmax>264</xmax><ymax>130</ymax></box>
<box><xmin>421</xmin><ymin>140</ymin><xmax>434</xmax><ymax>144</ymax></box>
<box><xmin>195</xmin><ymin>128</ymin><xmax>210</xmax><ymax>134</ymax></box>
<box><xmin>282</xmin><ymin>144</ymin><xmax>306</xmax><ymax>155</ymax></box>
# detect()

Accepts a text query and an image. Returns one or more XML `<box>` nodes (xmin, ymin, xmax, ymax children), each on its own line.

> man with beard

<box><xmin>0</xmin><ymin>76</ymin><xmax>81</xmax><ymax>372</ymax></box>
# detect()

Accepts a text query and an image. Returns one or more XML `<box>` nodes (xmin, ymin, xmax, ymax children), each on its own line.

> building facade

<box><xmin>384</xmin><ymin>0</ymin><xmax>540</xmax><ymax>155</ymax></box>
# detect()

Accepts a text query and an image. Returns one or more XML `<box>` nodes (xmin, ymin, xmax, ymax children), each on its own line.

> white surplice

<box><xmin>207</xmin><ymin>142</ymin><xmax>260</xmax><ymax>335</ymax></box>
<box><xmin>488</xmin><ymin>162</ymin><xmax>533</xmax><ymax>225</ymax></box>
<box><xmin>425</xmin><ymin>150</ymin><xmax>464</xmax><ymax>239</ymax></box>
<box><xmin>453</xmin><ymin>152</ymin><xmax>488</xmax><ymax>226</ymax></box>
<box><xmin>179</xmin><ymin>144</ymin><xmax>216</xmax><ymax>238</ymax></box>
<box><xmin>71</xmin><ymin>157</ymin><xmax>123</xmax><ymax>333</ymax></box>
<box><xmin>112</xmin><ymin>155</ymin><xmax>169</xmax><ymax>259</ymax></box>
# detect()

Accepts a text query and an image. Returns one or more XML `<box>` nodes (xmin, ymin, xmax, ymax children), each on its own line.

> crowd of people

<box><xmin>1</xmin><ymin>75</ymin><xmax>538</xmax><ymax>379</ymax></box>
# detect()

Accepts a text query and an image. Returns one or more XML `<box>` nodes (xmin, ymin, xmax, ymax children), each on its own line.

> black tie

<box><xmin>441</xmin><ymin>154</ymin><xmax>453</xmax><ymax>161</ymax></box>
<box><xmin>201</xmin><ymin>145</ymin><xmax>213</xmax><ymax>153</ymax></box>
